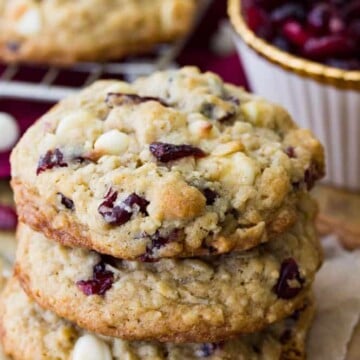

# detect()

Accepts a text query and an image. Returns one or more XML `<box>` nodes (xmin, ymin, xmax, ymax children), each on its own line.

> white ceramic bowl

<box><xmin>229</xmin><ymin>0</ymin><xmax>360</xmax><ymax>191</ymax></box>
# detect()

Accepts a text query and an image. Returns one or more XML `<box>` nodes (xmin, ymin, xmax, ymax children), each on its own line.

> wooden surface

<box><xmin>311</xmin><ymin>185</ymin><xmax>360</xmax><ymax>360</ymax></box>
<box><xmin>347</xmin><ymin>321</ymin><xmax>360</xmax><ymax>360</ymax></box>
<box><xmin>314</xmin><ymin>185</ymin><xmax>360</xmax><ymax>250</ymax></box>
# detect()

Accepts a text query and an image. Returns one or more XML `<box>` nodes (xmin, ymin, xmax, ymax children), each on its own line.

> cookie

<box><xmin>0</xmin><ymin>249</ymin><xmax>12</xmax><ymax>360</ymax></box>
<box><xmin>11</xmin><ymin>67</ymin><xmax>325</xmax><ymax>260</ymax></box>
<box><xmin>15</xmin><ymin>212</ymin><xmax>322</xmax><ymax>343</ymax></box>
<box><xmin>0</xmin><ymin>277</ymin><xmax>314</xmax><ymax>360</ymax></box>
<box><xmin>0</xmin><ymin>0</ymin><xmax>197</xmax><ymax>64</ymax></box>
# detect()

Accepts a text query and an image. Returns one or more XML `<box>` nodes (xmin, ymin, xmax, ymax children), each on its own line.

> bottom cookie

<box><xmin>0</xmin><ymin>278</ymin><xmax>314</xmax><ymax>360</ymax></box>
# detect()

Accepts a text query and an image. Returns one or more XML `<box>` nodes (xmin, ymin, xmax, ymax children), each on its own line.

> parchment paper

<box><xmin>308</xmin><ymin>236</ymin><xmax>360</xmax><ymax>360</ymax></box>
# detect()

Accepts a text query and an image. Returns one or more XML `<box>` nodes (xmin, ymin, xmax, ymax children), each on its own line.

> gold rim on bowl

<box><xmin>228</xmin><ymin>0</ymin><xmax>360</xmax><ymax>91</ymax></box>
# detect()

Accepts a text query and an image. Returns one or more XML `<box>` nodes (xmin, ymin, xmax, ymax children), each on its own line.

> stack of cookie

<box><xmin>2</xmin><ymin>67</ymin><xmax>324</xmax><ymax>359</ymax></box>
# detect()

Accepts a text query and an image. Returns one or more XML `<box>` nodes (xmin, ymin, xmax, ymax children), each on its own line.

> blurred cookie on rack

<box><xmin>0</xmin><ymin>0</ymin><xmax>198</xmax><ymax>64</ymax></box>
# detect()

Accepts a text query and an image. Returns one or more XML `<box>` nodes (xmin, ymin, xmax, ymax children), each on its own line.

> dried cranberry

<box><xmin>246</xmin><ymin>6</ymin><xmax>274</xmax><ymax>40</ymax></box>
<box><xmin>0</xmin><ymin>205</ymin><xmax>17</xmax><ymax>230</ymax></box>
<box><xmin>76</xmin><ymin>261</ymin><xmax>114</xmax><ymax>296</ymax></box>
<box><xmin>304</xmin><ymin>162</ymin><xmax>324</xmax><ymax>190</ymax></box>
<box><xmin>149</xmin><ymin>142</ymin><xmax>206</xmax><ymax>163</ymax></box>
<box><xmin>105</xmin><ymin>93</ymin><xmax>168</xmax><ymax>108</ymax></box>
<box><xmin>98</xmin><ymin>189</ymin><xmax>149</xmax><ymax>226</ymax></box>
<box><xmin>123</xmin><ymin>193</ymin><xmax>149</xmax><ymax>215</ymax></box>
<box><xmin>101</xmin><ymin>188</ymin><xmax>118</xmax><ymax>208</ymax></box>
<box><xmin>271</xmin><ymin>3</ymin><xmax>306</xmax><ymax>25</ymax></box>
<box><xmin>139</xmin><ymin>229</ymin><xmax>180</xmax><ymax>262</ymax></box>
<box><xmin>303</xmin><ymin>35</ymin><xmax>355</xmax><ymax>59</ymax></box>
<box><xmin>284</xmin><ymin>146</ymin><xmax>296</xmax><ymax>158</ymax></box>
<box><xmin>196</xmin><ymin>343</ymin><xmax>223</xmax><ymax>357</ymax></box>
<box><xmin>203</xmin><ymin>188</ymin><xmax>218</xmax><ymax>205</ymax></box>
<box><xmin>151</xmin><ymin>234</ymin><xmax>170</xmax><ymax>250</ymax></box>
<box><xmin>348</xmin><ymin>20</ymin><xmax>360</xmax><ymax>43</ymax></box>
<box><xmin>274</xmin><ymin>258</ymin><xmax>304</xmax><ymax>300</ymax></box>
<box><xmin>58</xmin><ymin>193</ymin><xmax>74</xmax><ymax>210</ymax></box>
<box><xmin>307</xmin><ymin>3</ymin><xmax>333</xmax><ymax>34</ymax></box>
<box><xmin>329</xmin><ymin>16</ymin><xmax>346</xmax><ymax>34</ymax></box>
<box><xmin>36</xmin><ymin>149</ymin><xmax>68</xmax><ymax>175</ymax></box>
<box><xmin>282</xmin><ymin>20</ymin><xmax>310</xmax><ymax>47</ymax></box>
<box><xmin>343</xmin><ymin>1</ymin><xmax>360</xmax><ymax>21</ymax></box>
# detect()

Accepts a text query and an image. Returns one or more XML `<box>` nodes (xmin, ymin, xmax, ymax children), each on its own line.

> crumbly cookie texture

<box><xmin>0</xmin><ymin>251</ymin><xmax>12</xmax><ymax>360</ymax></box>
<box><xmin>0</xmin><ymin>278</ymin><xmax>314</xmax><ymax>360</ymax></box>
<box><xmin>0</xmin><ymin>0</ymin><xmax>197</xmax><ymax>64</ymax></box>
<box><xmin>15</xmin><ymin>208</ymin><xmax>322</xmax><ymax>343</ymax></box>
<box><xmin>11</xmin><ymin>67</ymin><xmax>325</xmax><ymax>260</ymax></box>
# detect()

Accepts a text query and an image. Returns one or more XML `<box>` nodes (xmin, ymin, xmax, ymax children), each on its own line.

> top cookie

<box><xmin>11</xmin><ymin>67</ymin><xmax>325</xmax><ymax>260</ymax></box>
<box><xmin>0</xmin><ymin>0</ymin><xmax>197</xmax><ymax>64</ymax></box>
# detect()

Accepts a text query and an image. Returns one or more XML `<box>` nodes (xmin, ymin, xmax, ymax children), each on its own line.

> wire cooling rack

<box><xmin>0</xmin><ymin>0</ymin><xmax>212</xmax><ymax>102</ymax></box>
<box><xmin>0</xmin><ymin>47</ymin><xmax>179</xmax><ymax>102</ymax></box>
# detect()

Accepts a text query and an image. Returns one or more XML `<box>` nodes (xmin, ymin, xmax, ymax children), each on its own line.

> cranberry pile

<box><xmin>243</xmin><ymin>0</ymin><xmax>360</xmax><ymax>70</ymax></box>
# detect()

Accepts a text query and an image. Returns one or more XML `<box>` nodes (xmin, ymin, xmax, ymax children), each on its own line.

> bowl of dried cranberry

<box><xmin>229</xmin><ymin>0</ymin><xmax>360</xmax><ymax>190</ymax></box>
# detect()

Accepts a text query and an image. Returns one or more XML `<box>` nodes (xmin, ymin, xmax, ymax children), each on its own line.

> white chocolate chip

<box><xmin>56</xmin><ymin>110</ymin><xmax>103</xmax><ymax>146</ymax></box>
<box><xmin>56</xmin><ymin>110</ymin><xmax>94</xmax><ymax>137</ymax></box>
<box><xmin>212</xmin><ymin>141</ymin><xmax>244</xmax><ymax>156</ymax></box>
<box><xmin>198</xmin><ymin>152</ymin><xmax>258</xmax><ymax>189</ymax></box>
<box><xmin>0</xmin><ymin>112</ymin><xmax>20</xmax><ymax>152</ymax></box>
<box><xmin>94</xmin><ymin>130</ymin><xmax>130</xmax><ymax>155</ymax></box>
<box><xmin>72</xmin><ymin>335</ymin><xmax>111</xmax><ymax>360</ymax></box>
<box><xmin>241</xmin><ymin>101</ymin><xmax>259</xmax><ymax>122</ymax></box>
<box><xmin>189</xmin><ymin>119</ymin><xmax>213</xmax><ymax>138</ymax></box>
<box><xmin>16</xmin><ymin>7</ymin><xmax>41</xmax><ymax>36</ymax></box>
<box><xmin>241</xmin><ymin>101</ymin><xmax>276</xmax><ymax>128</ymax></box>
<box><xmin>228</xmin><ymin>152</ymin><xmax>257</xmax><ymax>185</ymax></box>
